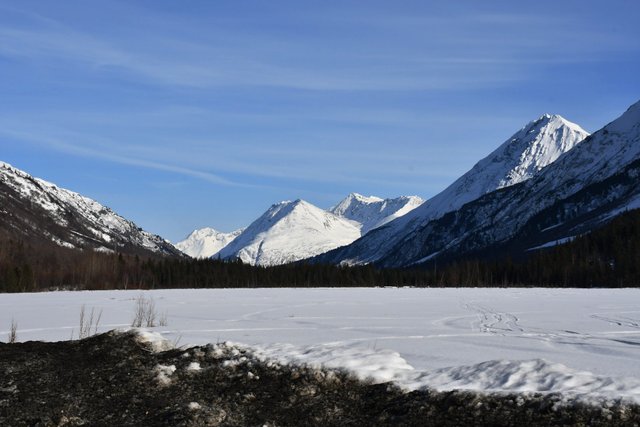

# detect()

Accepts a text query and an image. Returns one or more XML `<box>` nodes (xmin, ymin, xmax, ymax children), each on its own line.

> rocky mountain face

<box><xmin>217</xmin><ymin>200</ymin><xmax>361</xmax><ymax>266</ymax></box>
<box><xmin>329</xmin><ymin>193</ymin><xmax>424</xmax><ymax>234</ymax></box>
<box><xmin>314</xmin><ymin>113</ymin><xmax>592</xmax><ymax>266</ymax></box>
<box><xmin>175</xmin><ymin>227</ymin><xmax>244</xmax><ymax>259</ymax></box>
<box><xmin>372</xmin><ymin>101</ymin><xmax>640</xmax><ymax>267</ymax></box>
<box><xmin>0</xmin><ymin>162</ymin><xmax>181</xmax><ymax>257</ymax></box>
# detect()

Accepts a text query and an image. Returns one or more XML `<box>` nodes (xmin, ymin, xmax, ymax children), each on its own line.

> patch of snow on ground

<box><xmin>187</xmin><ymin>362</ymin><xmax>201</xmax><ymax>371</ymax></box>
<box><xmin>245</xmin><ymin>341</ymin><xmax>640</xmax><ymax>403</ymax></box>
<box><xmin>136</xmin><ymin>329</ymin><xmax>174</xmax><ymax>352</ymax></box>
<box><xmin>249</xmin><ymin>342</ymin><xmax>415</xmax><ymax>384</ymax></box>
<box><xmin>527</xmin><ymin>236</ymin><xmax>576</xmax><ymax>251</ymax></box>
<box><xmin>155</xmin><ymin>364</ymin><xmax>177</xmax><ymax>386</ymax></box>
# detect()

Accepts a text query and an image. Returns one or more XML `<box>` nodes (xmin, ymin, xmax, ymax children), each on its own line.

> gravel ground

<box><xmin>1</xmin><ymin>331</ymin><xmax>639</xmax><ymax>426</ymax></box>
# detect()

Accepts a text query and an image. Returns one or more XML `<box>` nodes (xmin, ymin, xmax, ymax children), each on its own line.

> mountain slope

<box><xmin>376</xmin><ymin>100</ymin><xmax>640</xmax><ymax>267</ymax></box>
<box><xmin>0</xmin><ymin>162</ymin><xmax>181</xmax><ymax>256</ymax></box>
<box><xmin>420</xmin><ymin>114</ymin><xmax>589</xmax><ymax>216</ymax></box>
<box><xmin>217</xmin><ymin>200</ymin><xmax>360</xmax><ymax>266</ymax></box>
<box><xmin>315</xmin><ymin>113</ymin><xmax>589</xmax><ymax>265</ymax></box>
<box><xmin>330</xmin><ymin>193</ymin><xmax>424</xmax><ymax>234</ymax></box>
<box><xmin>175</xmin><ymin>227</ymin><xmax>244</xmax><ymax>258</ymax></box>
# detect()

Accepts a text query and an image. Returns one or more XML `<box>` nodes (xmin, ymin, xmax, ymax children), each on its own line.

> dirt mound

<box><xmin>1</xmin><ymin>331</ymin><xmax>638</xmax><ymax>426</ymax></box>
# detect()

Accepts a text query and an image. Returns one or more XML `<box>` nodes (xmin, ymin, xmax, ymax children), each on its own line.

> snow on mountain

<box><xmin>0</xmin><ymin>162</ymin><xmax>181</xmax><ymax>256</ymax></box>
<box><xmin>197</xmin><ymin>193</ymin><xmax>422</xmax><ymax>265</ymax></box>
<box><xmin>376</xmin><ymin>100</ymin><xmax>640</xmax><ymax>267</ymax></box>
<box><xmin>175</xmin><ymin>227</ymin><xmax>244</xmax><ymax>259</ymax></box>
<box><xmin>217</xmin><ymin>199</ymin><xmax>361</xmax><ymax>266</ymax></box>
<box><xmin>315</xmin><ymin>113</ymin><xmax>590</xmax><ymax>265</ymax></box>
<box><xmin>330</xmin><ymin>193</ymin><xmax>424</xmax><ymax>234</ymax></box>
<box><xmin>421</xmin><ymin>114</ymin><xmax>589</xmax><ymax>216</ymax></box>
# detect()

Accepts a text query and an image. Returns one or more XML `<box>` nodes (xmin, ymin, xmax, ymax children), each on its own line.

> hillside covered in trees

<box><xmin>1</xmin><ymin>208</ymin><xmax>639</xmax><ymax>292</ymax></box>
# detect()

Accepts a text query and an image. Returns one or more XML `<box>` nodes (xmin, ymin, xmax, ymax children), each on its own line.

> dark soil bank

<box><xmin>1</xmin><ymin>331</ymin><xmax>638</xmax><ymax>426</ymax></box>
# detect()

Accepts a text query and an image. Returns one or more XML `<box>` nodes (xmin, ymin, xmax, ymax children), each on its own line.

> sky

<box><xmin>1</xmin><ymin>0</ymin><xmax>639</xmax><ymax>243</ymax></box>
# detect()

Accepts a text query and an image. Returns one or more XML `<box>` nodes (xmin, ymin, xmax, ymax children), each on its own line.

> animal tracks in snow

<box><xmin>590</xmin><ymin>313</ymin><xmax>640</xmax><ymax>330</ymax></box>
<box><xmin>463</xmin><ymin>303</ymin><xmax>525</xmax><ymax>335</ymax></box>
<box><xmin>461</xmin><ymin>301</ymin><xmax>640</xmax><ymax>356</ymax></box>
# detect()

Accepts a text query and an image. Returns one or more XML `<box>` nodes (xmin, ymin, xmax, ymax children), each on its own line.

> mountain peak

<box><xmin>605</xmin><ymin>98</ymin><xmax>640</xmax><ymax>133</ymax></box>
<box><xmin>525</xmin><ymin>113</ymin><xmax>588</xmax><ymax>137</ymax></box>
<box><xmin>423</xmin><ymin>112</ymin><xmax>589</xmax><ymax>214</ymax></box>
<box><xmin>533</xmin><ymin>113</ymin><xmax>555</xmax><ymax>124</ymax></box>
<box><xmin>330</xmin><ymin>193</ymin><xmax>425</xmax><ymax>235</ymax></box>
<box><xmin>626</xmin><ymin>99</ymin><xmax>640</xmax><ymax>113</ymax></box>
<box><xmin>317</xmin><ymin>113</ymin><xmax>590</xmax><ymax>266</ymax></box>
<box><xmin>264</xmin><ymin>199</ymin><xmax>316</xmax><ymax>221</ymax></box>
<box><xmin>218</xmin><ymin>199</ymin><xmax>360</xmax><ymax>266</ymax></box>
<box><xmin>374</xmin><ymin>98</ymin><xmax>640</xmax><ymax>267</ymax></box>
<box><xmin>483</xmin><ymin>114</ymin><xmax>589</xmax><ymax>191</ymax></box>
<box><xmin>176</xmin><ymin>227</ymin><xmax>243</xmax><ymax>258</ymax></box>
<box><xmin>187</xmin><ymin>227</ymin><xmax>218</xmax><ymax>237</ymax></box>
<box><xmin>348</xmin><ymin>193</ymin><xmax>384</xmax><ymax>203</ymax></box>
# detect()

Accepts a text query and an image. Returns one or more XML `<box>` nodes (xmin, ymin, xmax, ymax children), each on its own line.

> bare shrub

<box><xmin>132</xmin><ymin>294</ymin><xmax>161</xmax><ymax>328</ymax></box>
<box><xmin>172</xmin><ymin>334</ymin><xmax>182</xmax><ymax>348</ymax></box>
<box><xmin>78</xmin><ymin>305</ymin><xmax>103</xmax><ymax>339</ymax></box>
<box><xmin>159</xmin><ymin>310</ymin><xmax>169</xmax><ymax>327</ymax></box>
<box><xmin>144</xmin><ymin>297</ymin><xmax>156</xmax><ymax>328</ymax></box>
<box><xmin>8</xmin><ymin>319</ymin><xmax>17</xmax><ymax>343</ymax></box>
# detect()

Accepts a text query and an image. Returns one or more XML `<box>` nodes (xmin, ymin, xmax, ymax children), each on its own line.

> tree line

<box><xmin>0</xmin><ymin>233</ymin><xmax>432</xmax><ymax>292</ymax></box>
<box><xmin>1</xmin><ymin>208</ymin><xmax>639</xmax><ymax>292</ymax></box>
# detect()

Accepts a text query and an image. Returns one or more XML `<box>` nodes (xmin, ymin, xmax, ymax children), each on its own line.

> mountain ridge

<box><xmin>374</xmin><ymin>100</ymin><xmax>640</xmax><ymax>267</ymax></box>
<box><xmin>0</xmin><ymin>162</ymin><xmax>181</xmax><ymax>257</ymax></box>
<box><xmin>217</xmin><ymin>199</ymin><xmax>361</xmax><ymax>266</ymax></box>
<box><xmin>181</xmin><ymin>192</ymin><xmax>424</xmax><ymax>264</ymax></box>
<box><xmin>175</xmin><ymin>227</ymin><xmax>244</xmax><ymax>259</ymax></box>
<box><xmin>329</xmin><ymin>193</ymin><xmax>424</xmax><ymax>234</ymax></box>
<box><xmin>313</xmin><ymin>113</ymin><xmax>590</xmax><ymax>266</ymax></box>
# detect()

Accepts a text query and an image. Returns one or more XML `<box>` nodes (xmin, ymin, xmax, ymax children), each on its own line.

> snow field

<box><xmin>1</xmin><ymin>287</ymin><xmax>639</xmax><ymax>403</ymax></box>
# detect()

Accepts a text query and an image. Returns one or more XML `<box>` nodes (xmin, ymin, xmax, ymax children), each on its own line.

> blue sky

<box><xmin>1</xmin><ymin>1</ymin><xmax>639</xmax><ymax>242</ymax></box>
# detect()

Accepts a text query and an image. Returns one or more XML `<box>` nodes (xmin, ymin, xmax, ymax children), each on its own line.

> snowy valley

<box><xmin>3</xmin><ymin>288</ymin><xmax>640</xmax><ymax>405</ymax></box>
<box><xmin>1</xmin><ymin>100</ymin><xmax>640</xmax><ymax>424</ymax></box>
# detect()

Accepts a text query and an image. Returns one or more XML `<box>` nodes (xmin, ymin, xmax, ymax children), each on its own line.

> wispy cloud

<box><xmin>0</xmin><ymin>122</ymin><xmax>468</xmax><ymax>192</ymax></box>
<box><xmin>2</xmin><ymin>0</ymin><xmax>637</xmax><ymax>239</ymax></box>
<box><xmin>3</xmin><ymin>3</ymin><xmax>633</xmax><ymax>92</ymax></box>
<box><xmin>0</xmin><ymin>128</ymin><xmax>246</xmax><ymax>187</ymax></box>
<box><xmin>0</xmin><ymin>25</ymin><xmax>513</xmax><ymax>91</ymax></box>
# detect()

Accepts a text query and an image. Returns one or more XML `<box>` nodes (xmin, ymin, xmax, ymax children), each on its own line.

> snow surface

<box><xmin>175</xmin><ymin>227</ymin><xmax>244</xmax><ymax>259</ymax></box>
<box><xmin>217</xmin><ymin>200</ymin><xmax>361</xmax><ymax>266</ymax></box>
<box><xmin>2</xmin><ymin>288</ymin><xmax>640</xmax><ymax>403</ymax></box>
<box><xmin>328</xmin><ymin>114</ymin><xmax>590</xmax><ymax>265</ymax></box>
<box><xmin>330</xmin><ymin>193</ymin><xmax>424</xmax><ymax>234</ymax></box>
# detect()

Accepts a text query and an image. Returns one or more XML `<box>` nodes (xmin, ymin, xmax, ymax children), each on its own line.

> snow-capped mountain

<box><xmin>217</xmin><ymin>199</ymin><xmax>361</xmax><ymax>266</ymax></box>
<box><xmin>419</xmin><ymin>114</ymin><xmax>589</xmax><ymax>217</ymax></box>
<box><xmin>314</xmin><ymin>113</ymin><xmax>590</xmax><ymax>265</ymax></box>
<box><xmin>330</xmin><ymin>193</ymin><xmax>424</xmax><ymax>234</ymax></box>
<box><xmin>373</xmin><ymin>100</ymin><xmax>640</xmax><ymax>267</ymax></box>
<box><xmin>175</xmin><ymin>227</ymin><xmax>244</xmax><ymax>259</ymax></box>
<box><xmin>0</xmin><ymin>162</ymin><xmax>181</xmax><ymax>256</ymax></box>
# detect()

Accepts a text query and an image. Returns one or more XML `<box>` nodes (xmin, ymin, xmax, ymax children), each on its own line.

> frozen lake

<box><xmin>2</xmin><ymin>288</ymin><xmax>640</xmax><ymax>402</ymax></box>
